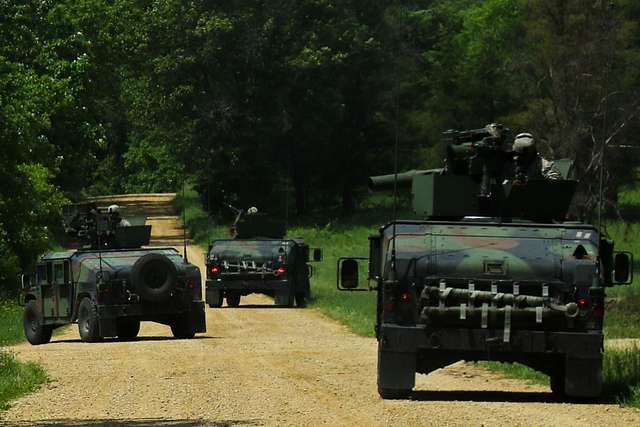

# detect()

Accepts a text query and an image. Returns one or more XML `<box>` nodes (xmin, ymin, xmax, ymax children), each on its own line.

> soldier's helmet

<box><xmin>512</xmin><ymin>133</ymin><xmax>537</xmax><ymax>158</ymax></box>
<box><xmin>107</xmin><ymin>204</ymin><xmax>121</xmax><ymax>215</ymax></box>
<box><xmin>247</xmin><ymin>206</ymin><xmax>259</xmax><ymax>215</ymax></box>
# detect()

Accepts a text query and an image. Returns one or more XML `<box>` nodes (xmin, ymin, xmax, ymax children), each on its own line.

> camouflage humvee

<box><xmin>338</xmin><ymin>125</ymin><xmax>633</xmax><ymax>399</ymax></box>
<box><xmin>205</xmin><ymin>209</ymin><xmax>322</xmax><ymax>308</ymax></box>
<box><xmin>20</xmin><ymin>204</ymin><xmax>206</xmax><ymax>344</ymax></box>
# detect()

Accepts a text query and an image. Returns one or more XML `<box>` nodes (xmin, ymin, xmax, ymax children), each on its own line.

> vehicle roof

<box><xmin>384</xmin><ymin>219</ymin><xmax>597</xmax><ymax>231</ymax></box>
<box><xmin>39</xmin><ymin>247</ymin><xmax>179</xmax><ymax>262</ymax></box>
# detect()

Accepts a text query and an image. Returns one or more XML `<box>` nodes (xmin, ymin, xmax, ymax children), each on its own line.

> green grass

<box><xmin>0</xmin><ymin>351</ymin><xmax>47</xmax><ymax>410</ymax></box>
<box><xmin>0</xmin><ymin>299</ymin><xmax>48</xmax><ymax>410</ymax></box>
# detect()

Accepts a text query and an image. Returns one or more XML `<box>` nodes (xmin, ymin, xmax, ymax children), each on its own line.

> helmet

<box><xmin>247</xmin><ymin>206</ymin><xmax>258</xmax><ymax>215</ymax></box>
<box><xmin>107</xmin><ymin>204</ymin><xmax>120</xmax><ymax>214</ymax></box>
<box><xmin>512</xmin><ymin>133</ymin><xmax>536</xmax><ymax>154</ymax></box>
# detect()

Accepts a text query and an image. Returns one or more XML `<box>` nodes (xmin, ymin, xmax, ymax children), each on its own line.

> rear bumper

<box><xmin>206</xmin><ymin>278</ymin><xmax>289</xmax><ymax>292</ymax></box>
<box><xmin>97</xmin><ymin>300</ymin><xmax>206</xmax><ymax>335</ymax></box>
<box><xmin>379</xmin><ymin>323</ymin><xmax>603</xmax><ymax>359</ymax></box>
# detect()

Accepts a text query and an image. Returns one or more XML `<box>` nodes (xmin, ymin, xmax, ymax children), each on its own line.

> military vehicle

<box><xmin>20</xmin><ymin>203</ymin><xmax>206</xmax><ymax>344</ymax></box>
<box><xmin>205</xmin><ymin>206</ymin><xmax>322</xmax><ymax>308</ymax></box>
<box><xmin>337</xmin><ymin>124</ymin><xmax>633</xmax><ymax>399</ymax></box>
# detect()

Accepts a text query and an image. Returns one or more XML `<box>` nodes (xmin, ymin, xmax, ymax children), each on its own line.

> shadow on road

<box><xmin>51</xmin><ymin>335</ymin><xmax>219</xmax><ymax>344</ymax></box>
<box><xmin>0</xmin><ymin>418</ymin><xmax>261</xmax><ymax>427</ymax></box>
<box><xmin>409</xmin><ymin>389</ymin><xmax>608</xmax><ymax>405</ymax></box>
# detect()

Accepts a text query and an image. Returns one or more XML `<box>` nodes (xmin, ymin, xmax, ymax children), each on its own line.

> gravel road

<box><xmin>2</xmin><ymin>194</ymin><xmax>639</xmax><ymax>426</ymax></box>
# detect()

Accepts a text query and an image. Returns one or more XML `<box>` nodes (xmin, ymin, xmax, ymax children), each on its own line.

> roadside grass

<box><xmin>175</xmin><ymin>186</ymin><xmax>640</xmax><ymax>404</ymax></box>
<box><xmin>0</xmin><ymin>300</ymin><xmax>48</xmax><ymax>410</ymax></box>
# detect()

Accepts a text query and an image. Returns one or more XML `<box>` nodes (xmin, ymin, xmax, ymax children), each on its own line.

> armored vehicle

<box><xmin>205</xmin><ymin>206</ymin><xmax>322</xmax><ymax>308</ymax></box>
<box><xmin>338</xmin><ymin>124</ymin><xmax>633</xmax><ymax>399</ymax></box>
<box><xmin>20</xmin><ymin>203</ymin><xmax>206</xmax><ymax>344</ymax></box>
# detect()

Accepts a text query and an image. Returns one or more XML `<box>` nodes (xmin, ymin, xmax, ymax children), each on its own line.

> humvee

<box><xmin>20</xmin><ymin>204</ymin><xmax>206</xmax><ymax>344</ymax></box>
<box><xmin>205</xmin><ymin>207</ymin><xmax>322</xmax><ymax>308</ymax></box>
<box><xmin>338</xmin><ymin>125</ymin><xmax>633</xmax><ymax>399</ymax></box>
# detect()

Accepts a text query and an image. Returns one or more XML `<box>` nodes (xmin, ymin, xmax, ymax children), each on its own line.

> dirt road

<box><xmin>2</xmin><ymin>194</ymin><xmax>639</xmax><ymax>426</ymax></box>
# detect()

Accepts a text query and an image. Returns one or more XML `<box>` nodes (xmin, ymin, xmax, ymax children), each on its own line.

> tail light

<box><xmin>276</xmin><ymin>266</ymin><xmax>286</xmax><ymax>275</ymax></box>
<box><xmin>210</xmin><ymin>266</ymin><xmax>219</xmax><ymax>274</ymax></box>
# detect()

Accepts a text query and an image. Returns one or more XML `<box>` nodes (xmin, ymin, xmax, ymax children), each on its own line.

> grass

<box><xmin>176</xmin><ymin>185</ymin><xmax>640</xmax><ymax>405</ymax></box>
<box><xmin>0</xmin><ymin>300</ymin><xmax>48</xmax><ymax>410</ymax></box>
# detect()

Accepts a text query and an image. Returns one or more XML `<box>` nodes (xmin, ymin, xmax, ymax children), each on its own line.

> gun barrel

<box><xmin>368</xmin><ymin>169</ymin><xmax>442</xmax><ymax>190</ymax></box>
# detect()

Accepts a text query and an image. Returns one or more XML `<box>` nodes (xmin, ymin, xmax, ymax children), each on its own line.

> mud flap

<box><xmin>191</xmin><ymin>301</ymin><xmax>207</xmax><ymax>333</ymax></box>
<box><xmin>378</xmin><ymin>348</ymin><xmax>416</xmax><ymax>392</ymax></box>
<box><xmin>99</xmin><ymin>318</ymin><xmax>117</xmax><ymax>338</ymax></box>
<box><xmin>564</xmin><ymin>357</ymin><xmax>602</xmax><ymax>397</ymax></box>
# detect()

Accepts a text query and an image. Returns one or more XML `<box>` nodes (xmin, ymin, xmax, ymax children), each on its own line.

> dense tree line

<box><xmin>2</xmin><ymin>0</ymin><xmax>640</xmax><ymax>289</ymax></box>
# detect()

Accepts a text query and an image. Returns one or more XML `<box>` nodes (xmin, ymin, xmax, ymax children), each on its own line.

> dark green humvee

<box><xmin>205</xmin><ymin>209</ymin><xmax>321</xmax><ymax>308</ymax></box>
<box><xmin>20</xmin><ymin>204</ymin><xmax>206</xmax><ymax>344</ymax></box>
<box><xmin>338</xmin><ymin>125</ymin><xmax>633</xmax><ymax>400</ymax></box>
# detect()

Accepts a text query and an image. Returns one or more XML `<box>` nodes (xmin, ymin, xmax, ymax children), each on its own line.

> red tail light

<box><xmin>210</xmin><ymin>266</ymin><xmax>219</xmax><ymax>273</ymax></box>
<box><xmin>276</xmin><ymin>267</ymin><xmax>286</xmax><ymax>274</ymax></box>
<box><xmin>400</xmin><ymin>292</ymin><xmax>410</xmax><ymax>302</ymax></box>
<box><xmin>578</xmin><ymin>297</ymin><xmax>587</xmax><ymax>307</ymax></box>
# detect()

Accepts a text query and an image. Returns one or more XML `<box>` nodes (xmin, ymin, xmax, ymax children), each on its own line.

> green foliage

<box><xmin>0</xmin><ymin>300</ymin><xmax>24</xmax><ymax>346</ymax></box>
<box><xmin>0</xmin><ymin>351</ymin><xmax>48</xmax><ymax>411</ymax></box>
<box><xmin>0</xmin><ymin>299</ymin><xmax>48</xmax><ymax>411</ymax></box>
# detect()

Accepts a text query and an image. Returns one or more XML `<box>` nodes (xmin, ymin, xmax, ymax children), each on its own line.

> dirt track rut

<box><xmin>2</xmin><ymin>194</ymin><xmax>640</xmax><ymax>426</ymax></box>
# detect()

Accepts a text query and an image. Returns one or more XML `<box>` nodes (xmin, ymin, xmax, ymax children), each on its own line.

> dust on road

<box><xmin>2</xmin><ymin>194</ymin><xmax>639</xmax><ymax>426</ymax></box>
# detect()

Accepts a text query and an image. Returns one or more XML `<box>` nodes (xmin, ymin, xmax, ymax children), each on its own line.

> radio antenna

<box><xmin>182</xmin><ymin>179</ymin><xmax>189</xmax><ymax>264</ymax></box>
<box><xmin>390</xmin><ymin>93</ymin><xmax>400</xmax><ymax>280</ymax></box>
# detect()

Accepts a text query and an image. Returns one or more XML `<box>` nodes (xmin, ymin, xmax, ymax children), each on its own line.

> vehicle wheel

<box><xmin>78</xmin><ymin>298</ymin><xmax>102</xmax><ymax>342</ymax></box>
<box><xmin>23</xmin><ymin>300</ymin><xmax>52</xmax><ymax>345</ymax></box>
<box><xmin>550</xmin><ymin>363</ymin><xmax>566</xmax><ymax>398</ymax></box>
<box><xmin>274</xmin><ymin>291</ymin><xmax>293</xmax><ymax>307</ymax></box>
<box><xmin>116</xmin><ymin>318</ymin><xmax>140</xmax><ymax>340</ymax></box>
<box><xmin>171</xmin><ymin>317</ymin><xmax>195</xmax><ymax>339</ymax></box>
<box><xmin>295</xmin><ymin>293</ymin><xmax>307</xmax><ymax>308</ymax></box>
<box><xmin>208</xmin><ymin>290</ymin><xmax>223</xmax><ymax>308</ymax></box>
<box><xmin>378</xmin><ymin>387</ymin><xmax>412</xmax><ymax>400</ymax></box>
<box><xmin>226</xmin><ymin>292</ymin><xmax>241</xmax><ymax>307</ymax></box>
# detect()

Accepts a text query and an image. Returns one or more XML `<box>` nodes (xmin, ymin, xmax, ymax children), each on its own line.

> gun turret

<box><xmin>63</xmin><ymin>203</ymin><xmax>150</xmax><ymax>249</ymax></box>
<box><xmin>369</xmin><ymin>124</ymin><xmax>577</xmax><ymax>222</ymax></box>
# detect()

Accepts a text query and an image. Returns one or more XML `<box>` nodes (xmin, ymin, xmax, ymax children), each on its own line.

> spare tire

<box><xmin>131</xmin><ymin>253</ymin><xmax>177</xmax><ymax>302</ymax></box>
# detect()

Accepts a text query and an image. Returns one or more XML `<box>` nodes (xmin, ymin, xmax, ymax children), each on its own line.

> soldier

<box><xmin>512</xmin><ymin>133</ymin><xmax>561</xmax><ymax>182</ymax></box>
<box><xmin>107</xmin><ymin>204</ymin><xmax>131</xmax><ymax>227</ymax></box>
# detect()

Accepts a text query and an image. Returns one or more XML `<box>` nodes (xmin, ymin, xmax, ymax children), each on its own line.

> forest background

<box><xmin>2</xmin><ymin>0</ymin><xmax>640</xmax><ymax>290</ymax></box>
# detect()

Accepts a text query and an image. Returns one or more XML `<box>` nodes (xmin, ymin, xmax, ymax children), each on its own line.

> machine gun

<box><xmin>224</xmin><ymin>203</ymin><xmax>286</xmax><ymax>239</ymax></box>
<box><xmin>369</xmin><ymin>124</ymin><xmax>577</xmax><ymax>222</ymax></box>
<box><xmin>63</xmin><ymin>203</ymin><xmax>151</xmax><ymax>249</ymax></box>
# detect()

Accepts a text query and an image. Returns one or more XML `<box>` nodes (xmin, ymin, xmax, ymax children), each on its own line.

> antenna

<box><xmin>390</xmin><ymin>92</ymin><xmax>400</xmax><ymax>281</ymax></box>
<box><xmin>182</xmin><ymin>179</ymin><xmax>189</xmax><ymax>264</ymax></box>
<box><xmin>97</xmin><ymin>229</ymin><xmax>104</xmax><ymax>282</ymax></box>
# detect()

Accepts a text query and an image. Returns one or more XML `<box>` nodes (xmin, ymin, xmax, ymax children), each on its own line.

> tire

<box><xmin>226</xmin><ymin>292</ymin><xmax>241</xmax><ymax>307</ymax></box>
<box><xmin>295</xmin><ymin>293</ymin><xmax>307</xmax><ymax>308</ymax></box>
<box><xmin>23</xmin><ymin>300</ymin><xmax>52</xmax><ymax>345</ymax></box>
<box><xmin>171</xmin><ymin>317</ymin><xmax>195</xmax><ymax>339</ymax></box>
<box><xmin>274</xmin><ymin>291</ymin><xmax>293</xmax><ymax>307</ymax></box>
<box><xmin>78</xmin><ymin>298</ymin><xmax>102</xmax><ymax>342</ymax></box>
<box><xmin>378</xmin><ymin>388</ymin><xmax>412</xmax><ymax>400</ymax></box>
<box><xmin>116</xmin><ymin>318</ymin><xmax>140</xmax><ymax>340</ymax></box>
<box><xmin>550</xmin><ymin>362</ymin><xmax>566</xmax><ymax>398</ymax></box>
<box><xmin>208</xmin><ymin>290</ymin><xmax>223</xmax><ymax>308</ymax></box>
<box><xmin>130</xmin><ymin>253</ymin><xmax>177</xmax><ymax>302</ymax></box>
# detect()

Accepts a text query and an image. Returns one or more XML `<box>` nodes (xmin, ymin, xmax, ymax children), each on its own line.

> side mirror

<box><xmin>312</xmin><ymin>248</ymin><xmax>323</xmax><ymax>262</ymax></box>
<box><xmin>340</xmin><ymin>259</ymin><xmax>359</xmax><ymax>289</ymax></box>
<box><xmin>614</xmin><ymin>252</ymin><xmax>633</xmax><ymax>284</ymax></box>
